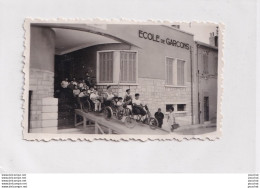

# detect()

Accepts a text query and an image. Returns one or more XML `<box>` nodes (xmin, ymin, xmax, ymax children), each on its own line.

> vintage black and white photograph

<box><xmin>23</xmin><ymin>20</ymin><xmax>222</xmax><ymax>140</ymax></box>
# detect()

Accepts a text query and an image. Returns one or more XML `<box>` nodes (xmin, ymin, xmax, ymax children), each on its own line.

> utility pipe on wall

<box><xmin>190</xmin><ymin>46</ymin><xmax>194</xmax><ymax>125</ymax></box>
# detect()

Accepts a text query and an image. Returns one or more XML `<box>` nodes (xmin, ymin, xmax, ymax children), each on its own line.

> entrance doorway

<box><xmin>204</xmin><ymin>96</ymin><xmax>209</xmax><ymax>121</ymax></box>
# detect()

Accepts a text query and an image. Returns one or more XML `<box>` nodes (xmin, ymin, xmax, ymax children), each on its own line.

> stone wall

<box><xmin>29</xmin><ymin>68</ymin><xmax>55</xmax><ymax>129</ymax></box>
<box><xmin>29</xmin><ymin>26</ymin><xmax>56</xmax><ymax>131</ymax></box>
<box><xmin>96</xmin><ymin>78</ymin><xmax>193</xmax><ymax>126</ymax></box>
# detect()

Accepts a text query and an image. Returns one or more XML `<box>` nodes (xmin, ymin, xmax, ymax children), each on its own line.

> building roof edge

<box><xmin>195</xmin><ymin>40</ymin><xmax>218</xmax><ymax>50</ymax></box>
<box><xmin>162</xmin><ymin>25</ymin><xmax>194</xmax><ymax>36</ymax></box>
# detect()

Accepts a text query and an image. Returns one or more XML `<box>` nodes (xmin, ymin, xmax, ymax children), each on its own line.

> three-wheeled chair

<box><xmin>77</xmin><ymin>96</ymin><xmax>95</xmax><ymax>113</ymax></box>
<box><xmin>124</xmin><ymin>105</ymin><xmax>159</xmax><ymax>130</ymax></box>
<box><xmin>102</xmin><ymin>98</ymin><xmax>134</xmax><ymax>128</ymax></box>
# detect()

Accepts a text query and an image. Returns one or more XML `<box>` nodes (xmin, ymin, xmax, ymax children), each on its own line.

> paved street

<box><xmin>162</xmin><ymin>122</ymin><xmax>217</xmax><ymax>135</ymax></box>
<box><xmin>174</xmin><ymin>125</ymin><xmax>216</xmax><ymax>135</ymax></box>
<box><xmin>55</xmin><ymin>123</ymin><xmax>216</xmax><ymax>135</ymax></box>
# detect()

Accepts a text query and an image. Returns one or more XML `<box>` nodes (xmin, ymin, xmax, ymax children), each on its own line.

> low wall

<box><xmin>29</xmin><ymin>68</ymin><xmax>56</xmax><ymax>129</ymax></box>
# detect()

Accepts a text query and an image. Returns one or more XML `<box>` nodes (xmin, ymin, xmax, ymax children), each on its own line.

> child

<box><xmin>61</xmin><ymin>78</ymin><xmax>69</xmax><ymax>88</ymax></box>
<box><xmin>82</xmin><ymin>81</ymin><xmax>88</xmax><ymax>90</ymax></box>
<box><xmin>104</xmin><ymin>85</ymin><xmax>115</xmax><ymax>106</ymax></box>
<box><xmin>167</xmin><ymin>106</ymin><xmax>179</xmax><ymax>132</ymax></box>
<box><xmin>78</xmin><ymin>81</ymin><xmax>83</xmax><ymax>90</ymax></box>
<box><xmin>73</xmin><ymin>85</ymin><xmax>80</xmax><ymax>97</ymax></box>
<box><xmin>132</xmin><ymin>93</ymin><xmax>146</xmax><ymax>116</ymax></box>
<box><xmin>88</xmin><ymin>86</ymin><xmax>95</xmax><ymax>95</ymax></box>
<box><xmin>90</xmin><ymin>90</ymin><xmax>101</xmax><ymax>112</ymax></box>
<box><xmin>116</xmin><ymin>97</ymin><xmax>124</xmax><ymax>112</ymax></box>
<box><xmin>155</xmin><ymin>108</ymin><xmax>164</xmax><ymax>128</ymax></box>
<box><xmin>72</xmin><ymin>78</ymin><xmax>77</xmax><ymax>86</ymax></box>
<box><xmin>111</xmin><ymin>97</ymin><xmax>119</xmax><ymax>113</ymax></box>
<box><xmin>124</xmin><ymin>89</ymin><xmax>132</xmax><ymax>105</ymax></box>
<box><xmin>67</xmin><ymin>81</ymin><xmax>74</xmax><ymax>90</ymax></box>
<box><xmin>78</xmin><ymin>89</ymin><xmax>87</xmax><ymax>98</ymax></box>
<box><xmin>111</xmin><ymin>96</ymin><xmax>119</xmax><ymax>107</ymax></box>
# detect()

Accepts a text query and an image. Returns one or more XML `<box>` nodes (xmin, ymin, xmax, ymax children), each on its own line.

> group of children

<box><xmin>61</xmin><ymin>79</ymin><xmax>178</xmax><ymax>130</ymax></box>
<box><xmin>89</xmin><ymin>86</ymin><xmax>147</xmax><ymax>116</ymax></box>
<box><xmin>60</xmin><ymin>78</ymin><xmax>101</xmax><ymax>111</ymax></box>
<box><xmin>60</xmin><ymin>79</ymin><xmax>136</xmax><ymax>113</ymax></box>
<box><xmin>74</xmin><ymin>86</ymin><xmax>102</xmax><ymax>112</ymax></box>
<box><xmin>104</xmin><ymin>86</ymin><xmax>132</xmax><ymax>113</ymax></box>
<box><xmin>61</xmin><ymin>77</ymin><xmax>94</xmax><ymax>92</ymax></box>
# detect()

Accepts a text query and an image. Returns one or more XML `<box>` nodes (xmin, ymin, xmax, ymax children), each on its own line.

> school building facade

<box><xmin>28</xmin><ymin>23</ymin><xmax>218</xmax><ymax>132</ymax></box>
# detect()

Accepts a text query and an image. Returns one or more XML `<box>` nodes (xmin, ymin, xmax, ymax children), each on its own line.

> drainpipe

<box><xmin>197</xmin><ymin>43</ymin><xmax>200</xmax><ymax>124</ymax></box>
<box><xmin>190</xmin><ymin>46</ymin><xmax>194</xmax><ymax>125</ymax></box>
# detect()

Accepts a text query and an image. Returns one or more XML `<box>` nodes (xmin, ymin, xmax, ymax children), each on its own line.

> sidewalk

<box><xmin>162</xmin><ymin>121</ymin><xmax>217</xmax><ymax>135</ymax></box>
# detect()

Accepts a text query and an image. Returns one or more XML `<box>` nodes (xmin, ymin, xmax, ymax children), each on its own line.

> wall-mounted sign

<box><xmin>138</xmin><ymin>30</ymin><xmax>190</xmax><ymax>50</ymax></box>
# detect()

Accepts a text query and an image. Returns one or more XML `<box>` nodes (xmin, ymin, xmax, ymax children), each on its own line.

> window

<box><xmin>120</xmin><ymin>51</ymin><xmax>137</xmax><ymax>83</ymax></box>
<box><xmin>177</xmin><ymin>104</ymin><xmax>186</xmax><ymax>111</ymax></box>
<box><xmin>99</xmin><ymin>52</ymin><xmax>113</xmax><ymax>83</ymax></box>
<box><xmin>97</xmin><ymin>51</ymin><xmax>138</xmax><ymax>84</ymax></box>
<box><xmin>177</xmin><ymin>60</ymin><xmax>185</xmax><ymax>85</ymax></box>
<box><xmin>165</xmin><ymin>57</ymin><xmax>186</xmax><ymax>86</ymax></box>
<box><xmin>166</xmin><ymin>104</ymin><xmax>187</xmax><ymax>113</ymax></box>
<box><xmin>166</xmin><ymin>57</ymin><xmax>174</xmax><ymax>85</ymax></box>
<box><xmin>203</xmin><ymin>54</ymin><xmax>208</xmax><ymax>74</ymax></box>
<box><xmin>166</xmin><ymin>104</ymin><xmax>174</xmax><ymax>112</ymax></box>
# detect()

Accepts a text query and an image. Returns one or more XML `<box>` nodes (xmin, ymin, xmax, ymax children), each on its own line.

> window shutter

<box><xmin>105</xmin><ymin>52</ymin><xmax>108</xmax><ymax>81</ymax></box>
<box><xmin>124</xmin><ymin>52</ymin><xmax>128</xmax><ymax>81</ymax></box>
<box><xmin>120</xmin><ymin>51</ymin><xmax>137</xmax><ymax>83</ymax></box>
<box><xmin>120</xmin><ymin>52</ymin><xmax>127</xmax><ymax>82</ymax></box>
<box><xmin>99</xmin><ymin>53</ymin><xmax>104</xmax><ymax>82</ymax></box>
<box><xmin>120</xmin><ymin>53</ymin><xmax>123</xmax><ymax>82</ymax></box>
<box><xmin>129</xmin><ymin>53</ymin><xmax>133</xmax><ymax>81</ymax></box>
<box><xmin>177</xmin><ymin>60</ymin><xmax>185</xmax><ymax>86</ymax></box>
<box><xmin>169</xmin><ymin>60</ymin><xmax>173</xmax><ymax>85</ymax></box>
<box><xmin>132</xmin><ymin>53</ymin><xmax>136</xmax><ymax>82</ymax></box>
<box><xmin>108</xmin><ymin>52</ymin><xmax>113</xmax><ymax>82</ymax></box>
<box><xmin>166</xmin><ymin>57</ymin><xmax>173</xmax><ymax>85</ymax></box>
<box><xmin>203</xmin><ymin>54</ymin><xmax>208</xmax><ymax>74</ymax></box>
<box><xmin>99</xmin><ymin>52</ymin><xmax>113</xmax><ymax>83</ymax></box>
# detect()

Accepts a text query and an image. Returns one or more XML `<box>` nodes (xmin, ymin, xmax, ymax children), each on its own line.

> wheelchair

<box><xmin>124</xmin><ymin>105</ymin><xmax>159</xmax><ymax>130</ymax></box>
<box><xmin>102</xmin><ymin>99</ymin><xmax>134</xmax><ymax>127</ymax></box>
<box><xmin>102</xmin><ymin>100</ymin><xmax>129</xmax><ymax>119</ymax></box>
<box><xmin>77</xmin><ymin>96</ymin><xmax>95</xmax><ymax>113</ymax></box>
